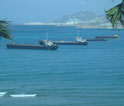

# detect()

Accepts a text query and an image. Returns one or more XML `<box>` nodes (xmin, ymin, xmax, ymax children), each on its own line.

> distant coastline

<box><xmin>22</xmin><ymin>11</ymin><xmax>123</xmax><ymax>29</ymax></box>
<box><xmin>16</xmin><ymin>23</ymin><xmax>123</xmax><ymax>29</ymax></box>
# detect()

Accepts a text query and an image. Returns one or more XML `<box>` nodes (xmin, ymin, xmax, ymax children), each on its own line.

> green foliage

<box><xmin>106</xmin><ymin>0</ymin><xmax>124</xmax><ymax>28</ymax></box>
<box><xmin>0</xmin><ymin>20</ymin><xmax>12</xmax><ymax>40</ymax></box>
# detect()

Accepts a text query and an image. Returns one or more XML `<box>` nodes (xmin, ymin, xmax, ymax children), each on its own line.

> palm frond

<box><xmin>0</xmin><ymin>20</ymin><xmax>12</xmax><ymax>41</ymax></box>
<box><xmin>106</xmin><ymin>0</ymin><xmax>124</xmax><ymax>28</ymax></box>
<box><xmin>0</xmin><ymin>20</ymin><xmax>9</xmax><ymax>24</ymax></box>
<box><xmin>0</xmin><ymin>30</ymin><xmax>12</xmax><ymax>40</ymax></box>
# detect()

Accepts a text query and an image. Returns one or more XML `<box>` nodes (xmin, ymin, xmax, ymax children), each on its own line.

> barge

<box><xmin>95</xmin><ymin>35</ymin><xmax>118</xmax><ymax>39</ymax></box>
<box><xmin>39</xmin><ymin>37</ymin><xmax>88</xmax><ymax>45</ymax></box>
<box><xmin>87</xmin><ymin>38</ymin><xmax>107</xmax><ymax>41</ymax></box>
<box><xmin>7</xmin><ymin>42</ymin><xmax>58</xmax><ymax>50</ymax></box>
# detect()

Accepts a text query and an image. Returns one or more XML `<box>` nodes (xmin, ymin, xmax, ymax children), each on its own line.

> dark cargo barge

<box><xmin>39</xmin><ymin>40</ymin><xmax>88</xmax><ymax>45</ymax></box>
<box><xmin>39</xmin><ymin>37</ymin><xmax>88</xmax><ymax>45</ymax></box>
<box><xmin>87</xmin><ymin>38</ymin><xmax>107</xmax><ymax>41</ymax></box>
<box><xmin>7</xmin><ymin>43</ymin><xmax>58</xmax><ymax>50</ymax></box>
<box><xmin>95</xmin><ymin>35</ymin><xmax>118</xmax><ymax>39</ymax></box>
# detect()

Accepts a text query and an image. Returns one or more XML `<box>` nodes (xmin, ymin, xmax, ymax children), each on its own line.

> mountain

<box><xmin>23</xmin><ymin>11</ymin><xmax>122</xmax><ymax>28</ymax></box>
<box><xmin>53</xmin><ymin>11</ymin><xmax>115</xmax><ymax>28</ymax></box>
<box><xmin>53</xmin><ymin>11</ymin><xmax>97</xmax><ymax>23</ymax></box>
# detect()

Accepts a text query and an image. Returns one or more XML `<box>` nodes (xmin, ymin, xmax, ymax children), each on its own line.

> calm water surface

<box><xmin>0</xmin><ymin>25</ymin><xmax>124</xmax><ymax>106</ymax></box>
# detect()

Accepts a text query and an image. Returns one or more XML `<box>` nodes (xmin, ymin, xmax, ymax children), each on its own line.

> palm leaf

<box><xmin>0</xmin><ymin>20</ymin><xmax>9</xmax><ymax>24</ymax></box>
<box><xmin>106</xmin><ymin>0</ymin><xmax>124</xmax><ymax>28</ymax></box>
<box><xmin>0</xmin><ymin>20</ymin><xmax>12</xmax><ymax>41</ymax></box>
<box><xmin>0</xmin><ymin>30</ymin><xmax>12</xmax><ymax>40</ymax></box>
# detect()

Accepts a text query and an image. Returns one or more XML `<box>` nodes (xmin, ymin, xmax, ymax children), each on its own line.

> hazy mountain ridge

<box><xmin>53</xmin><ymin>11</ymin><xmax>114</xmax><ymax>28</ymax></box>
<box><xmin>24</xmin><ymin>11</ymin><xmax>122</xmax><ymax>28</ymax></box>
<box><xmin>53</xmin><ymin>11</ymin><xmax>97</xmax><ymax>23</ymax></box>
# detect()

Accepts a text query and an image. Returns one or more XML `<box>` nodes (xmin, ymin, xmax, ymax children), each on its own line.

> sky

<box><xmin>0</xmin><ymin>0</ymin><xmax>122</xmax><ymax>24</ymax></box>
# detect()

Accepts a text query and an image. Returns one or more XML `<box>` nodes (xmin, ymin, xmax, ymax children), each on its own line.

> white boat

<box><xmin>76</xmin><ymin>36</ymin><xmax>87</xmax><ymax>43</ymax></box>
<box><xmin>10</xmin><ymin>94</ymin><xmax>37</xmax><ymax>98</ymax></box>
<box><xmin>44</xmin><ymin>40</ymin><xmax>55</xmax><ymax>46</ymax></box>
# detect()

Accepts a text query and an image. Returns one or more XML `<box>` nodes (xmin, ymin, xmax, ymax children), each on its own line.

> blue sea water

<box><xmin>0</xmin><ymin>25</ymin><xmax>124</xmax><ymax>106</ymax></box>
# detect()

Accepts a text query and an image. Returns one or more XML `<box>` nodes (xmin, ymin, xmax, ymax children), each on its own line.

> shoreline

<box><xmin>11</xmin><ymin>24</ymin><xmax>124</xmax><ymax>30</ymax></box>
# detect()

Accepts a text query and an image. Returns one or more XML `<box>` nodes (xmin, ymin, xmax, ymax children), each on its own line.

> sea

<box><xmin>0</xmin><ymin>25</ymin><xmax>124</xmax><ymax>106</ymax></box>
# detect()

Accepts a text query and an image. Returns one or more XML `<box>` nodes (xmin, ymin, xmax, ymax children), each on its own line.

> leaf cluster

<box><xmin>0</xmin><ymin>20</ymin><xmax>12</xmax><ymax>40</ymax></box>
<box><xmin>106</xmin><ymin>0</ymin><xmax>124</xmax><ymax>28</ymax></box>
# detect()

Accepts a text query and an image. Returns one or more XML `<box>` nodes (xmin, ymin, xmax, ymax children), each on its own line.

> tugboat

<box><xmin>7</xmin><ymin>41</ymin><xmax>58</xmax><ymax>50</ymax></box>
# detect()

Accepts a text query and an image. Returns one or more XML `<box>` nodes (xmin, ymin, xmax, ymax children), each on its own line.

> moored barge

<box><xmin>7</xmin><ymin>42</ymin><xmax>58</xmax><ymax>50</ymax></box>
<box><xmin>87</xmin><ymin>38</ymin><xmax>107</xmax><ymax>41</ymax></box>
<box><xmin>39</xmin><ymin>37</ymin><xmax>88</xmax><ymax>45</ymax></box>
<box><xmin>95</xmin><ymin>35</ymin><xmax>118</xmax><ymax>39</ymax></box>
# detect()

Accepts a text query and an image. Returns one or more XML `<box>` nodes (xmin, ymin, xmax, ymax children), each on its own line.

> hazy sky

<box><xmin>0</xmin><ymin>0</ymin><xmax>122</xmax><ymax>24</ymax></box>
